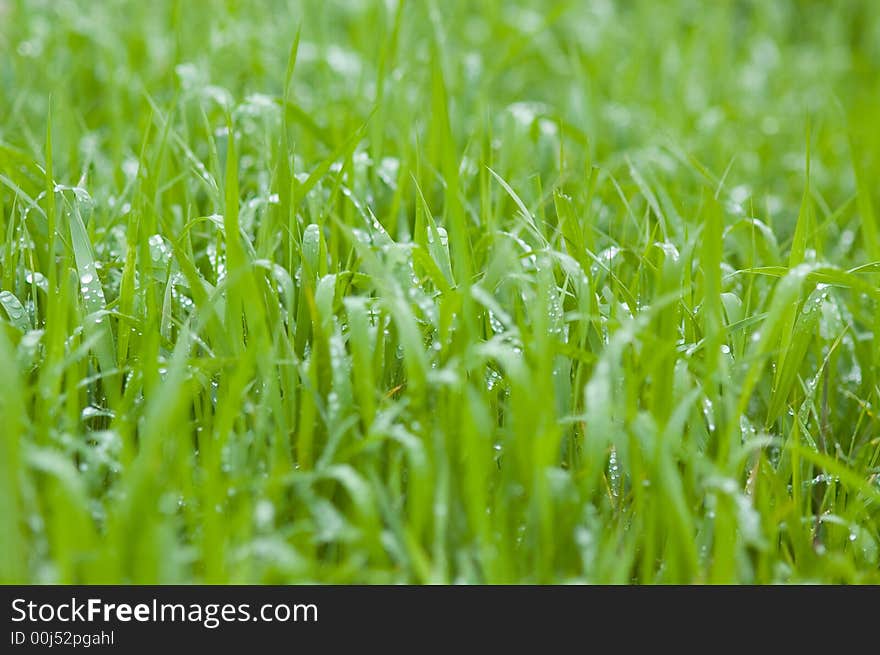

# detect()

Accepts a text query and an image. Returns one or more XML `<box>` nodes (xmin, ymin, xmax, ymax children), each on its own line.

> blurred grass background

<box><xmin>1</xmin><ymin>0</ymin><xmax>879</xmax><ymax>583</ymax></box>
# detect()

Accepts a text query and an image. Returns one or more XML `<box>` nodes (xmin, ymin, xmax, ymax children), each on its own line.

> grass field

<box><xmin>1</xmin><ymin>0</ymin><xmax>879</xmax><ymax>584</ymax></box>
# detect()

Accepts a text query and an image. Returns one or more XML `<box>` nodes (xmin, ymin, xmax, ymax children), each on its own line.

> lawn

<box><xmin>1</xmin><ymin>0</ymin><xmax>879</xmax><ymax>583</ymax></box>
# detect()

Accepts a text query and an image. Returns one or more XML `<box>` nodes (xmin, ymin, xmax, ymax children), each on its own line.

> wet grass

<box><xmin>1</xmin><ymin>0</ymin><xmax>879</xmax><ymax>583</ymax></box>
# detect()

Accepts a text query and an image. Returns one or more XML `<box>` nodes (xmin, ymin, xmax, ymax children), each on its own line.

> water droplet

<box><xmin>702</xmin><ymin>398</ymin><xmax>716</xmax><ymax>432</ymax></box>
<box><xmin>255</xmin><ymin>500</ymin><xmax>275</xmax><ymax>529</ymax></box>
<box><xmin>25</xmin><ymin>271</ymin><xmax>47</xmax><ymax>287</ymax></box>
<box><xmin>81</xmin><ymin>405</ymin><xmax>115</xmax><ymax>420</ymax></box>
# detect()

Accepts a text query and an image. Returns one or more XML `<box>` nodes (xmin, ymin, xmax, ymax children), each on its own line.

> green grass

<box><xmin>1</xmin><ymin>0</ymin><xmax>879</xmax><ymax>583</ymax></box>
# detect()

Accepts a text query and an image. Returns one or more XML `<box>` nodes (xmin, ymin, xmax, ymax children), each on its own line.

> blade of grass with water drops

<box><xmin>67</xmin><ymin>197</ymin><xmax>118</xmax><ymax>405</ymax></box>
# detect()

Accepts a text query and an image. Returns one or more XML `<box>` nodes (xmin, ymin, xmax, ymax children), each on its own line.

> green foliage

<box><xmin>1</xmin><ymin>0</ymin><xmax>879</xmax><ymax>583</ymax></box>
